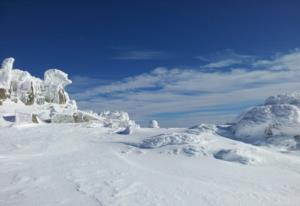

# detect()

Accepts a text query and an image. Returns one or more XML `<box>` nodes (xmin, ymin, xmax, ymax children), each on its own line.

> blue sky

<box><xmin>1</xmin><ymin>0</ymin><xmax>300</xmax><ymax>126</ymax></box>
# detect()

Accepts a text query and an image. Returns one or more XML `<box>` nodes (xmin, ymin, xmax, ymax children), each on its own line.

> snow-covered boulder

<box><xmin>149</xmin><ymin>120</ymin><xmax>159</xmax><ymax>128</ymax></box>
<box><xmin>232</xmin><ymin>92</ymin><xmax>300</xmax><ymax>147</ymax></box>
<box><xmin>99</xmin><ymin>111</ymin><xmax>139</xmax><ymax>129</ymax></box>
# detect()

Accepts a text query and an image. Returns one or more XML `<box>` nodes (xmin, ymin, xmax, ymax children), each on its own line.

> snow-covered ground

<box><xmin>1</xmin><ymin>58</ymin><xmax>300</xmax><ymax>205</ymax></box>
<box><xmin>1</xmin><ymin>123</ymin><xmax>300</xmax><ymax>206</ymax></box>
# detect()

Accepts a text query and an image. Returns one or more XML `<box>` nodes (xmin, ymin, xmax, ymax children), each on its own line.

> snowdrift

<box><xmin>135</xmin><ymin>124</ymin><xmax>260</xmax><ymax>164</ymax></box>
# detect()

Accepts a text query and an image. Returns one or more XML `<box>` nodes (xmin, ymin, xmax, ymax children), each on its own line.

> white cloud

<box><xmin>202</xmin><ymin>59</ymin><xmax>242</xmax><ymax>68</ymax></box>
<box><xmin>196</xmin><ymin>49</ymin><xmax>255</xmax><ymax>69</ymax></box>
<box><xmin>70</xmin><ymin>50</ymin><xmax>300</xmax><ymax>127</ymax></box>
<box><xmin>254</xmin><ymin>49</ymin><xmax>300</xmax><ymax>70</ymax></box>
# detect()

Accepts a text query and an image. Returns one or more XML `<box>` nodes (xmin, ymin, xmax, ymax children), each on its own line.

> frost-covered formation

<box><xmin>149</xmin><ymin>120</ymin><xmax>159</xmax><ymax>128</ymax></box>
<box><xmin>0</xmin><ymin>57</ymin><xmax>72</xmax><ymax>105</ymax></box>
<box><xmin>99</xmin><ymin>111</ymin><xmax>138</xmax><ymax>129</ymax></box>
<box><xmin>232</xmin><ymin>93</ymin><xmax>300</xmax><ymax>148</ymax></box>
<box><xmin>0</xmin><ymin>57</ymin><xmax>138</xmax><ymax>129</ymax></box>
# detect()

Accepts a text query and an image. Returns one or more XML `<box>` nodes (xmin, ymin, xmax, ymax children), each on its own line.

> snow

<box><xmin>149</xmin><ymin>120</ymin><xmax>160</xmax><ymax>128</ymax></box>
<box><xmin>0</xmin><ymin>57</ymin><xmax>138</xmax><ymax>129</ymax></box>
<box><xmin>1</xmin><ymin>57</ymin><xmax>300</xmax><ymax>205</ymax></box>
<box><xmin>0</xmin><ymin>124</ymin><xmax>300</xmax><ymax>206</ymax></box>
<box><xmin>117</xmin><ymin>126</ymin><xmax>134</xmax><ymax>135</ymax></box>
<box><xmin>0</xmin><ymin>57</ymin><xmax>14</xmax><ymax>89</ymax></box>
<box><xmin>233</xmin><ymin>92</ymin><xmax>300</xmax><ymax>148</ymax></box>
<box><xmin>0</xmin><ymin>58</ymin><xmax>72</xmax><ymax>105</ymax></box>
<box><xmin>44</xmin><ymin>69</ymin><xmax>72</xmax><ymax>87</ymax></box>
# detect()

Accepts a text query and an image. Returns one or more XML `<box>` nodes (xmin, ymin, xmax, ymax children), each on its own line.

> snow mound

<box><xmin>137</xmin><ymin>130</ymin><xmax>260</xmax><ymax>164</ymax></box>
<box><xmin>233</xmin><ymin>92</ymin><xmax>300</xmax><ymax>149</ymax></box>
<box><xmin>149</xmin><ymin>120</ymin><xmax>159</xmax><ymax>128</ymax></box>
<box><xmin>132</xmin><ymin>122</ymin><xmax>263</xmax><ymax>164</ymax></box>
<box><xmin>213</xmin><ymin>149</ymin><xmax>257</xmax><ymax>165</ymax></box>
<box><xmin>140</xmin><ymin>133</ymin><xmax>203</xmax><ymax>149</ymax></box>
<box><xmin>188</xmin><ymin>124</ymin><xmax>217</xmax><ymax>135</ymax></box>
<box><xmin>99</xmin><ymin>111</ymin><xmax>138</xmax><ymax>129</ymax></box>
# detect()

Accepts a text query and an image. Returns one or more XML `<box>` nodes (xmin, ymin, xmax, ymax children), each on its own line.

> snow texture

<box><xmin>0</xmin><ymin>124</ymin><xmax>299</xmax><ymax>206</ymax></box>
<box><xmin>1</xmin><ymin>57</ymin><xmax>300</xmax><ymax>205</ymax></box>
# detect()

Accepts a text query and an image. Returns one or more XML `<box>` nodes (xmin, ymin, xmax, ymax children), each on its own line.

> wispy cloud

<box><xmin>197</xmin><ymin>49</ymin><xmax>255</xmax><ymax>69</ymax></box>
<box><xmin>70</xmin><ymin>49</ymin><xmax>300</xmax><ymax>127</ymax></box>
<box><xmin>202</xmin><ymin>59</ymin><xmax>242</xmax><ymax>68</ymax></box>
<box><xmin>112</xmin><ymin>50</ymin><xmax>170</xmax><ymax>60</ymax></box>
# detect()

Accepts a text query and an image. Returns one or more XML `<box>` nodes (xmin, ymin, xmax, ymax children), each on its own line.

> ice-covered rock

<box><xmin>232</xmin><ymin>92</ymin><xmax>300</xmax><ymax>148</ymax></box>
<box><xmin>0</xmin><ymin>57</ymin><xmax>14</xmax><ymax>89</ymax></box>
<box><xmin>0</xmin><ymin>58</ymin><xmax>72</xmax><ymax>105</ymax></box>
<box><xmin>99</xmin><ymin>111</ymin><xmax>139</xmax><ymax>129</ymax></box>
<box><xmin>43</xmin><ymin>69</ymin><xmax>72</xmax><ymax>104</ymax></box>
<box><xmin>0</xmin><ymin>57</ymin><xmax>139</xmax><ymax>129</ymax></box>
<box><xmin>149</xmin><ymin>120</ymin><xmax>159</xmax><ymax>128</ymax></box>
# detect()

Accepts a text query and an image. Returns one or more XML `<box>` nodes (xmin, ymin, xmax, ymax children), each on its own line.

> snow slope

<box><xmin>1</xmin><ymin>123</ymin><xmax>300</xmax><ymax>206</ymax></box>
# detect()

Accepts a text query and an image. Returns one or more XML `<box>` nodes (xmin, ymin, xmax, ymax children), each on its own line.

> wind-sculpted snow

<box><xmin>233</xmin><ymin>92</ymin><xmax>300</xmax><ymax>149</ymax></box>
<box><xmin>1</xmin><ymin>125</ymin><xmax>300</xmax><ymax>206</ymax></box>
<box><xmin>213</xmin><ymin>149</ymin><xmax>257</xmax><ymax>165</ymax></box>
<box><xmin>141</xmin><ymin>133</ymin><xmax>203</xmax><ymax>149</ymax></box>
<box><xmin>137</xmin><ymin>125</ymin><xmax>261</xmax><ymax>164</ymax></box>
